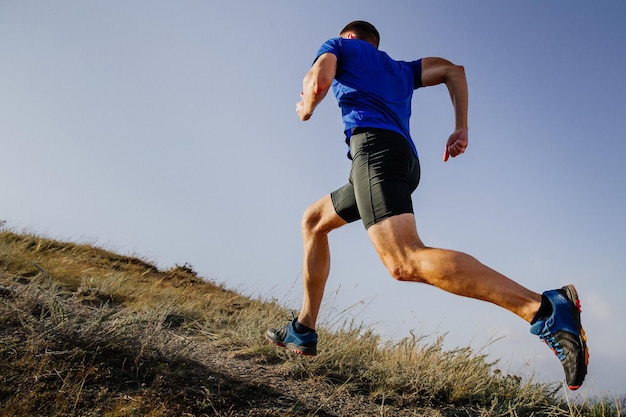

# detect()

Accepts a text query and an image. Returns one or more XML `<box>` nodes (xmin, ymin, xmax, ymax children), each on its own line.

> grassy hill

<box><xmin>0</xmin><ymin>228</ymin><xmax>621</xmax><ymax>416</ymax></box>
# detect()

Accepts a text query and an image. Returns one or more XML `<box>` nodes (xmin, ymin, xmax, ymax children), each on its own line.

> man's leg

<box><xmin>298</xmin><ymin>194</ymin><xmax>347</xmax><ymax>330</ymax></box>
<box><xmin>366</xmin><ymin>212</ymin><xmax>542</xmax><ymax>322</ymax></box>
<box><xmin>265</xmin><ymin>194</ymin><xmax>347</xmax><ymax>355</ymax></box>
<box><xmin>366</xmin><ymin>212</ymin><xmax>588</xmax><ymax>390</ymax></box>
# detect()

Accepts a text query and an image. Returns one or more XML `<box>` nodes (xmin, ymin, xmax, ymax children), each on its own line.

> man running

<box><xmin>266</xmin><ymin>21</ymin><xmax>588</xmax><ymax>390</ymax></box>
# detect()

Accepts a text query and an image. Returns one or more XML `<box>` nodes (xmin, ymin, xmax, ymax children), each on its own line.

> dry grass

<box><xmin>0</xmin><ymin>227</ymin><xmax>623</xmax><ymax>416</ymax></box>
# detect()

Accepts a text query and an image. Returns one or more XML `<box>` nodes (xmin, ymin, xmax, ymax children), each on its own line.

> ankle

<box><xmin>531</xmin><ymin>294</ymin><xmax>553</xmax><ymax>324</ymax></box>
<box><xmin>294</xmin><ymin>320</ymin><xmax>315</xmax><ymax>334</ymax></box>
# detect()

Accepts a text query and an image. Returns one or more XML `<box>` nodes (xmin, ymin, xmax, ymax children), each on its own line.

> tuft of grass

<box><xmin>1</xmin><ymin>228</ymin><xmax>623</xmax><ymax>416</ymax></box>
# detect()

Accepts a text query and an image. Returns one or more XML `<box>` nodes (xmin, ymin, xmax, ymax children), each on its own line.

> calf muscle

<box><xmin>368</xmin><ymin>214</ymin><xmax>541</xmax><ymax>322</ymax></box>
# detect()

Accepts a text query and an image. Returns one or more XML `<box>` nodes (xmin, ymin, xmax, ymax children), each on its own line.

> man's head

<box><xmin>340</xmin><ymin>21</ymin><xmax>380</xmax><ymax>48</ymax></box>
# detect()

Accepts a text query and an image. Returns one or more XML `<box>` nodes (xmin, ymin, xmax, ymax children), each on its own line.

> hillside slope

<box><xmin>0</xmin><ymin>230</ymin><xmax>614</xmax><ymax>416</ymax></box>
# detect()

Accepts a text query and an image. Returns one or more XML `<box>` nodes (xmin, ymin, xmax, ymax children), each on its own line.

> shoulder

<box><xmin>318</xmin><ymin>37</ymin><xmax>379</xmax><ymax>56</ymax></box>
<box><xmin>316</xmin><ymin>37</ymin><xmax>342</xmax><ymax>56</ymax></box>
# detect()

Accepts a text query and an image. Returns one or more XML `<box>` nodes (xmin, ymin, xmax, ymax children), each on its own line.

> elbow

<box><xmin>443</xmin><ymin>64</ymin><xmax>467</xmax><ymax>89</ymax></box>
<box><xmin>449</xmin><ymin>64</ymin><xmax>465</xmax><ymax>79</ymax></box>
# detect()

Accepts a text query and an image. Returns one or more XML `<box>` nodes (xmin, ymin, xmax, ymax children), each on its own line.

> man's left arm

<box><xmin>296</xmin><ymin>52</ymin><xmax>337</xmax><ymax>121</ymax></box>
<box><xmin>421</xmin><ymin>57</ymin><xmax>469</xmax><ymax>161</ymax></box>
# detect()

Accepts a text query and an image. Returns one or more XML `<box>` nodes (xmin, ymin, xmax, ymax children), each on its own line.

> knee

<box><xmin>301</xmin><ymin>205</ymin><xmax>330</xmax><ymax>237</ymax></box>
<box><xmin>382</xmin><ymin>251</ymin><xmax>440</xmax><ymax>284</ymax></box>
<box><xmin>301</xmin><ymin>196</ymin><xmax>345</xmax><ymax>240</ymax></box>
<box><xmin>385</xmin><ymin>259</ymin><xmax>426</xmax><ymax>283</ymax></box>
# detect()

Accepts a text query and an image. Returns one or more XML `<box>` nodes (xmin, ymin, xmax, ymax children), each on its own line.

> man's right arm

<box><xmin>296</xmin><ymin>52</ymin><xmax>337</xmax><ymax>121</ymax></box>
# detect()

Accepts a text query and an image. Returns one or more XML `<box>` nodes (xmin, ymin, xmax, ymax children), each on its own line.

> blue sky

<box><xmin>2</xmin><ymin>1</ymin><xmax>625</xmax><ymax>398</ymax></box>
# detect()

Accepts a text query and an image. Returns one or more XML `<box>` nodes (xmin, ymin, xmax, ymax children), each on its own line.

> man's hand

<box><xmin>443</xmin><ymin>128</ymin><xmax>468</xmax><ymax>162</ymax></box>
<box><xmin>296</xmin><ymin>92</ymin><xmax>312</xmax><ymax>121</ymax></box>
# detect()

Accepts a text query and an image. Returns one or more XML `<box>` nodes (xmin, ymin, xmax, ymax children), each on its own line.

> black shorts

<box><xmin>330</xmin><ymin>128</ymin><xmax>421</xmax><ymax>229</ymax></box>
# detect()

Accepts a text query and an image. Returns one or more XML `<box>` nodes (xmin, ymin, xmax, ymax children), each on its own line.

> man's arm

<box><xmin>296</xmin><ymin>52</ymin><xmax>337</xmax><ymax>121</ymax></box>
<box><xmin>421</xmin><ymin>57</ymin><xmax>469</xmax><ymax>161</ymax></box>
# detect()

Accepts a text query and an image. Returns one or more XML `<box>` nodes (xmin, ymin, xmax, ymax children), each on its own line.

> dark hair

<box><xmin>340</xmin><ymin>21</ymin><xmax>380</xmax><ymax>48</ymax></box>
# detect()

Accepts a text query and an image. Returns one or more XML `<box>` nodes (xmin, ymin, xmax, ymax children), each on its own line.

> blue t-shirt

<box><xmin>315</xmin><ymin>38</ymin><xmax>423</xmax><ymax>156</ymax></box>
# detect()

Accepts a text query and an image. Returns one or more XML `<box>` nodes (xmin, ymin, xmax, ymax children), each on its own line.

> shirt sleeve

<box><xmin>313</xmin><ymin>38</ymin><xmax>341</xmax><ymax>64</ymax></box>
<box><xmin>409</xmin><ymin>59</ymin><xmax>423</xmax><ymax>89</ymax></box>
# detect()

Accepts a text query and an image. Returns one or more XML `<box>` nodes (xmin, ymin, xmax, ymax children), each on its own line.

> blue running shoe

<box><xmin>266</xmin><ymin>316</ymin><xmax>317</xmax><ymax>356</ymax></box>
<box><xmin>530</xmin><ymin>285</ymin><xmax>589</xmax><ymax>390</ymax></box>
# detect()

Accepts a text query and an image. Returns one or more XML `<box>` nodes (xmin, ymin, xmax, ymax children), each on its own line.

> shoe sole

<box><xmin>265</xmin><ymin>336</ymin><xmax>317</xmax><ymax>356</ymax></box>
<box><xmin>561</xmin><ymin>284</ymin><xmax>589</xmax><ymax>390</ymax></box>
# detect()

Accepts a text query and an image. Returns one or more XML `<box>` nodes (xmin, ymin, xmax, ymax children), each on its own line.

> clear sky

<box><xmin>2</xmin><ymin>1</ymin><xmax>625</xmax><ymax>398</ymax></box>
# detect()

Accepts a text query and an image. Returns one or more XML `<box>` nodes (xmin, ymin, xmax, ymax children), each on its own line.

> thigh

<box><xmin>367</xmin><ymin>213</ymin><xmax>426</xmax><ymax>270</ymax></box>
<box><xmin>367</xmin><ymin>213</ymin><xmax>425</xmax><ymax>251</ymax></box>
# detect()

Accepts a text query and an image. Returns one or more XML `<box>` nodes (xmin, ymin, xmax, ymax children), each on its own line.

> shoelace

<box><xmin>273</xmin><ymin>312</ymin><xmax>297</xmax><ymax>340</ymax></box>
<box><xmin>538</xmin><ymin>326</ymin><xmax>566</xmax><ymax>361</ymax></box>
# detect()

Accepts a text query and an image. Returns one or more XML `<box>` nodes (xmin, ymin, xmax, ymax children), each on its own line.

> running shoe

<box><xmin>530</xmin><ymin>285</ymin><xmax>589</xmax><ymax>390</ymax></box>
<box><xmin>266</xmin><ymin>316</ymin><xmax>318</xmax><ymax>356</ymax></box>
